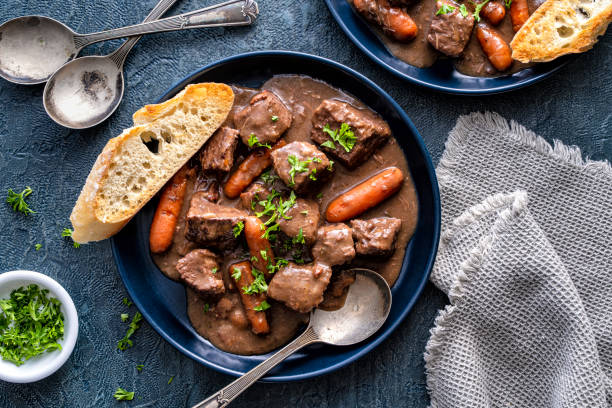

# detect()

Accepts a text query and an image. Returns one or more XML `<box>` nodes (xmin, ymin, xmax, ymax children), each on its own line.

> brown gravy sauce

<box><xmin>152</xmin><ymin>75</ymin><xmax>418</xmax><ymax>355</ymax></box>
<box><xmin>349</xmin><ymin>0</ymin><xmax>545</xmax><ymax>77</ymax></box>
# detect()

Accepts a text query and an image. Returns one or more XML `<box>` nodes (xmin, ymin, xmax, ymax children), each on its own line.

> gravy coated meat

<box><xmin>152</xmin><ymin>75</ymin><xmax>419</xmax><ymax>356</ymax></box>
<box><xmin>426</xmin><ymin>0</ymin><xmax>475</xmax><ymax>57</ymax></box>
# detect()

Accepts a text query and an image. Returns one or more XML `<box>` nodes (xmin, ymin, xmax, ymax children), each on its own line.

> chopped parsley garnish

<box><xmin>260</xmin><ymin>250</ymin><xmax>268</xmax><ymax>261</ymax></box>
<box><xmin>316</xmin><ymin>192</ymin><xmax>323</xmax><ymax>199</ymax></box>
<box><xmin>327</xmin><ymin>160</ymin><xmax>334</xmax><ymax>171</ymax></box>
<box><xmin>0</xmin><ymin>284</ymin><xmax>64</xmax><ymax>366</ymax></box>
<box><xmin>136</xmin><ymin>364</ymin><xmax>144</xmax><ymax>372</ymax></box>
<box><xmin>203</xmin><ymin>303</ymin><xmax>210</xmax><ymax>313</ymax></box>
<box><xmin>122</xmin><ymin>297</ymin><xmax>133</xmax><ymax>307</ymax></box>
<box><xmin>253</xmin><ymin>300</ymin><xmax>271</xmax><ymax>311</ymax></box>
<box><xmin>260</xmin><ymin>170</ymin><xmax>279</xmax><ymax>185</ymax></box>
<box><xmin>61</xmin><ymin>228</ymin><xmax>80</xmax><ymax>248</ymax></box>
<box><xmin>117</xmin><ymin>312</ymin><xmax>143</xmax><ymax>351</ymax></box>
<box><xmin>322</xmin><ymin>123</ymin><xmax>357</xmax><ymax>152</ymax></box>
<box><xmin>251</xmin><ymin>255</ymin><xmax>259</xmax><ymax>263</ymax></box>
<box><xmin>232</xmin><ymin>267</ymin><xmax>242</xmax><ymax>282</ymax></box>
<box><xmin>300</xmin><ymin>210</ymin><xmax>309</xmax><ymax>215</ymax></box>
<box><xmin>471</xmin><ymin>0</ymin><xmax>490</xmax><ymax>21</ymax></box>
<box><xmin>261</xmin><ymin>223</ymin><xmax>279</xmax><ymax>240</ymax></box>
<box><xmin>242</xmin><ymin>269</ymin><xmax>268</xmax><ymax>295</ymax></box>
<box><xmin>504</xmin><ymin>0</ymin><xmax>512</xmax><ymax>7</ymax></box>
<box><xmin>271</xmin><ymin>115</ymin><xmax>279</xmax><ymax>122</ymax></box>
<box><xmin>247</xmin><ymin>133</ymin><xmax>271</xmax><ymax>149</ymax></box>
<box><xmin>35</xmin><ymin>243</ymin><xmax>42</xmax><ymax>251</ymax></box>
<box><xmin>309</xmin><ymin>168</ymin><xmax>317</xmax><ymax>181</ymax></box>
<box><xmin>168</xmin><ymin>376</ymin><xmax>174</xmax><ymax>385</ymax></box>
<box><xmin>267</xmin><ymin>258</ymin><xmax>289</xmax><ymax>275</ymax></box>
<box><xmin>436</xmin><ymin>4</ymin><xmax>456</xmax><ymax>15</ymax></box>
<box><xmin>121</xmin><ymin>313</ymin><xmax>129</xmax><ymax>322</ymax></box>
<box><xmin>292</xmin><ymin>228</ymin><xmax>306</xmax><ymax>245</ymax></box>
<box><xmin>113</xmin><ymin>388</ymin><xmax>135</xmax><ymax>401</ymax></box>
<box><xmin>257</xmin><ymin>190</ymin><xmax>297</xmax><ymax>241</ymax></box>
<box><xmin>459</xmin><ymin>4</ymin><xmax>469</xmax><ymax>16</ymax></box>
<box><xmin>287</xmin><ymin>155</ymin><xmax>313</xmax><ymax>186</ymax></box>
<box><xmin>211</xmin><ymin>267</ymin><xmax>218</xmax><ymax>274</ymax></box>
<box><xmin>6</xmin><ymin>187</ymin><xmax>35</xmax><ymax>215</ymax></box>
<box><xmin>321</xmin><ymin>140</ymin><xmax>336</xmax><ymax>149</ymax></box>
<box><xmin>233</xmin><ymin>221</ymin><xmax>244</xmax><ymax>238</ymax></box>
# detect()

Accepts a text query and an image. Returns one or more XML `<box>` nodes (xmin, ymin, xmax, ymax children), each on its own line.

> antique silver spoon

<box><xmin>192</xmin><ymin>268</ymin><xmax>392</xmax><ymax>408</ymax></box>
<box><xmin>0</xmin><ymin>0</ymin><xmax>258</xmax><ymax>85</ymax></box>
<box><xmin>41</xmin><ymin>0</ymin><xmax>179</xmax><ymax>129</ymax></box>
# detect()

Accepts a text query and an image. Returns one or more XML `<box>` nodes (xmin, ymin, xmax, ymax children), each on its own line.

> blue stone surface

<box><xmin>0</xmin><ymin>0</ymin><xmax>610</xmax><ymax>406</ymax></box>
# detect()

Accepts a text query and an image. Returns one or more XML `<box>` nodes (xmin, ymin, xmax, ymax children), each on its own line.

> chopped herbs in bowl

<box><xmin>0</xmin><ymin>270</ymin><xmax>78</xmax><ymax>383</ymax></box>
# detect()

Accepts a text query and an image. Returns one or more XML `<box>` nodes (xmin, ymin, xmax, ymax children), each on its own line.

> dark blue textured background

<box><xmin>0</xmin><ymin>0</ymin><xmax>610</xmax><ymax>406</ymax></box>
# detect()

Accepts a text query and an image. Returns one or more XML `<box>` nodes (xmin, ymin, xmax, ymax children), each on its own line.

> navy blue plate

<box><xmin>111</xmin><ymin>51</ymin><xmax>441</xmax><ymax>381</ymax></box>
<box><xmin>325</xmin><ymin>0</ymin><xmax>570</xmax><ymax>94</ymax></box>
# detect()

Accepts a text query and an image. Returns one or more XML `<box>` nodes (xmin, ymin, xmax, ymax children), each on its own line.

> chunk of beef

<box><xmin>239</xmin><ymin>182</ymin><xmax>274</xmax><ymax>212</ymax></box>
<box><xmin>234</xmin><ymin>90</ymin><xmax>292</xmax><ymax>146</ymax></box>
<box><xmin>199</xmin><ymin>127</ymin><xmax>239</xmax><ymax>172</ymax></box>
<box><xmin>267</xmin><ymin>262</ymin><xmax>332</xmax><ymax>313</ymax></box>
<box><xmin>427</xmin><ymin>0</ymin><xmax>475</xmax><ymax>57</ymax></box>
<box><xmin>351</xmin><ymin>217</ymin><xmax>402</xmax><ymax>256</ymax></box>
<box><xmin>311</xmin><ymin>224</ymin><xmax>356</xmax><ymax>266</ymax></box>
<box><xmin>311</xmin><ymin>99</ymin><xmax>391</xmax><ymax>168</ymax></box>
<box><xmin>278</xmin><ymin>198</ymin><xmax>320</xmax><ymax>245</ymax></box>
<box><xmin>320</xmin><ymin>269</ymin><xmax>357</xmax><ymax>310</ymax></box>
<box><xmin>185</xmin><ymin>192</ymin><xmax>247</xmax><ymax>249</ymax></box>
<box><xmin>271</xmin><ymin>141</ymin><xmax>333</xmax><ymax>194</ymax></box>
<box><xmin>195</xmin><ymin>174</ymin><xmax>220</xmax><ymax>203</ymax></box>
<box><xmin>176</xmin><ymin>249</ymin><xmax>225</xmax><ymax>299</ymax></box>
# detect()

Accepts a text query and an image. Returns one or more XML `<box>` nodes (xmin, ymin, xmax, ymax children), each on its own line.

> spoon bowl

<box><xmin>0</xmin><ymin>16</ymin><xmax>78</xmax><ymax>84</ymax></box>
<box><xmin>44</xmin><ymin>55</ymin><xmax>124</xmax><ymax>129</ymax></box>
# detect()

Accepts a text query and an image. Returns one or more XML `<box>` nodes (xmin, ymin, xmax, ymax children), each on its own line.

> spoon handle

<box><xmin>192</xmin><ymin>325</ymin><xmax>319</xmax><ymax>408</ymax></box>
<box><xmin>74</xmin><ymin>0</ymin><xmax>258</xmax><ymax>49</ymax></box>
<box><xmin>109</xmin><ymin>0</ymin><xmax>179</xmax><ymax>67</ymax></box>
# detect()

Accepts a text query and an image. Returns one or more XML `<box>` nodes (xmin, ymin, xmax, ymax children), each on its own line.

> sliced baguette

<box><xmin>511</xmin><ymin>0</ymin><xmax>612</xmax><ymax>63</ymax></box>
<box><xmin>70</xmin><ymin>83</ymin><xmax>234</xmax><ymax>243</ymax></box>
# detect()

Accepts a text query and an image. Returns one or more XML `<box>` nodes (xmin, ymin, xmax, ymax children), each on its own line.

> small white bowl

<box><xmin>0</xmin><ymin>270</ymin><xmax>79</xmax><ymax>383</ymax></box>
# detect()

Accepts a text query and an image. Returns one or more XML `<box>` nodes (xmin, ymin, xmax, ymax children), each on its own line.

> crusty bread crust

<box><xmin>511</xmin><ymin>0</ymin><xmax>612</xmax><ymax>63</ymax></box>
<box><xmin>70</xmin><ymin>83</ymin><xmax>234</xmax><ymax>243</ymax></box>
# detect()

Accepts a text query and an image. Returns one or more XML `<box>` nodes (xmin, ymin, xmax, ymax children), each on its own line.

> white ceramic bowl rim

<box><xmin>0</xmin><ymin>270</ymin><xmax>79</xmax><ymax>383</ymax></box>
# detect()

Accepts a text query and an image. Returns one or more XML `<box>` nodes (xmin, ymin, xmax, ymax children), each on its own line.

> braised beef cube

<box><xmin>311</xmin><ymin>100</ymin><xmax>391</xmax><ymax>168</ymax></box>
<box><xmin>199</xmin><ymin>127</ymin><xmax>239</xmax><ymax>172</ymax></box>
<box><xmin>351</xmin><ymin>217</ymin><xmax>402</xmax><ymax>256</ymax></box>
<box><xmin>195</xmin><ymin>174</ymin><xmax>220</xmax><ymax>203</ymax></box>
<box><xmin>427</xmin><ymin>0</ymin><xmax>475</xmax><ymax>57</ymax></box>
<box><xmin>234</xmin><ymin>90</ymin><xmax>292</xmax><ymax>146</ymax></box>
<box><xmin>320</xmin><ymin>269</ymin><xmax>357</xmax><ymax>310</ymax></box>
<box><xmin>267</xmin><ymin>262</ymin><xmax>332</xmax><ymax>313</ymax></box>
<box><xmin>312</xmin><ymin>224</ymin><xmax>355</xmax><ymax>266</ymax></box>
<box><xmin>176</xmin><ymin>249</ymin><xmax>225</xmax><ymax>299</ymax></box>
<box><xmin>239</xmin><ymin>182</ymin><xmax>274</xmax><ymax>212</ymax></box>
<box><xmin>278</xmin><ymin>198</ymin><xmax>320</xmax><ymax>245</ymax></box>
<box><xmin>185</xmin><ymin>192</ymin><xmax>247</xmax><ymax>249</ymax></box>
<box><xmin>271</xmin><ymin>141</ymin><xmax>333</xmax><ymax>194</ymax></box>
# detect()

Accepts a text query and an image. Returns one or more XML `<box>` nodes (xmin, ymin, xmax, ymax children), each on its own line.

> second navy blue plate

<box><xmin>111</xmin><ymin>51</ymin><xmax>441</xmax><ymax>381</ymax></box>
<box><xmin>325</xmin><ymin>0</ymin><xmax>570</xmax><ymax>94</ymax></box>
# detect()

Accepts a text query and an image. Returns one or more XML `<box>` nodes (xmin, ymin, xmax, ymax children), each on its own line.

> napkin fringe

<box><xmin>424</xmin><ymin>192</ymin><xmax>529</xmax><ymax>407</ymax></box>
<box><xmin>437</xmin><ymin>112</ymin><xmax>612</xmax><ymax>184</ymax></box>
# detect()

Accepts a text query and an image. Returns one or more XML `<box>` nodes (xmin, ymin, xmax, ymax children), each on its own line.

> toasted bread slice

<box><xmin>511</xmin><ymin>0</ymin><xmax>612</xmax><ymax>63</ymax></box>
<box><xmin>70</xmin><ymin>83</ymin><xmax>234</xmax><ymax>243</ymax></box>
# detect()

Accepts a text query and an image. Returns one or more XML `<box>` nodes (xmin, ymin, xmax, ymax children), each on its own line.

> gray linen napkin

<box><xmin>424</xmin><ymin>112</ymin><xmax>612</xmax><ymax>407</ymax></box>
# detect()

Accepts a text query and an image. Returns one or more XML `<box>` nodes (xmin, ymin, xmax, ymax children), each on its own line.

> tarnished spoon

<box><xmin>0</xmin><ymin>0</ymin><xmax>258</xmax><ymax>85</ymax></box>
<box><xmin>192</xmin><ymin>268</ymin><xmax>392</xmax><ymax>408</ymax></box>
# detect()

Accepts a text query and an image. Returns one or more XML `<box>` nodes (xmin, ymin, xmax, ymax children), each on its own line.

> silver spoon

<box><xmin>0</xmin><ymin>0</ymin><xmax>258</xmax><ymax>85</ymax></box>
<box><xmin>193</xmin><ymin>268</ymin><xmax>392</xmax><ymax>408</ymax></box>
<box><xmin>41</xmin><ymin>0</ymin><xmax>179</xmax><ymax>129</ymax></box>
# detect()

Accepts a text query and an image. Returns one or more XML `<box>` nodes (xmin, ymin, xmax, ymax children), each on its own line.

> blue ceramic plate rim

<box><xmin>324</xmin><ymin>0</ymin><xmax>571</xmax><ymax>95</ymax></box>
<box><xmin>111</xmin><ymin>50</ymin><xmax>441</xmax><ymax>382</ymax></box>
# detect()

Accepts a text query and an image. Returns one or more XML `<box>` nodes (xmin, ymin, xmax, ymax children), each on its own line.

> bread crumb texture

<box><xmin>511</xmin><ymin>0</ymin><xmax>612</xmax><ymax>63</ymax></box>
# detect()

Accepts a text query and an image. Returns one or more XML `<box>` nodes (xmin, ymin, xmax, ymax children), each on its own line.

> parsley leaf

<box><xmin>122</xmin><ymin>297</ymin><xmax>133</xmax><ymax>307</ymax></box>
<box><xmin>504</xmin><ymin>0</ymin><xmax>512</xmax><ymax>7</ymax></box>
<box><xmin>459</xmin><ymin>4</ymin><xmax>469</xmax><ymax>17</ymax></box>
<box><xmin>254</xmin><ymin>300</ymin><xmax>271</xmax><ymax>311</ymax></box>
<box><xmin>267</xmin><ymin>258</ymin><xmax>289</xmax><ymax>275</ymax></box>
<box><xmin>271</xmin><ymin>115</ymin><xmax>279</xmax><ymax>122</ymax></box>
<box><xmin>316</xmin><ymin>192</ymin><xmax>323</xmax><ymax>199</ymax></box>
<box><xmin>117</xmin><ymin>312</ymin><xmax>143</xmax><ymax>351</ymax></box>
<box><xmin>61</xmin><ymin>228</ymin><xmax>80</xmax><ymax>248</ymax></box>
<box><xmin>320</xmin><ymin>140</ymin><xmax>336</xmax><ymax>149</ymax></box>
<box><xmin>121</xmin><ymin>313</ymin><xmax>129</xmax><ymax>322</ymax></box>
<box><xmin>203</xmin><ymin>304</ymin><xmax>210</xmax><ymax>313</ymax></box>
<box><xmin>471</xmin><ymin>0</ymin><xmax>490</xmax><ymax>21</ymax></box>
<box><xmin>6</xmin><ymin>187</ymin><xmax>35</xmax><ymax>215</ymax></box>
<box><xmin>113</xmin><ymin>388</ymin><xmax>135</xmax><ymax>401</ymax></box>
<box><xmin>260</xmin><ymin>170</ymin><xmax>279</xmax><ymax>185</ymax></box>
<box><xmin>436</xmin><ymin>4</ymin><xmax>456</xmax><ymax>14</ymax></box>
<box><xmin>136</xmin><ymin>364</ymin><xmax>144</xmax><ymax>372</ymax></box>
<box><xmin>232</xmin><ymin>267</ymin><xmax>242</xmax><ymax>282</ymax></box>
<box><xmin>211</xmin><ymin>267</ymin><xmax>218</xmax><ymax>274</ymax></box>
<box><xmin>233</xmin><ymin>221</ymin><xmax>244</xmax><ymax>238</ymax></box>
<box><xmin>168</xmin><ymin>376</ymin><xmax>174</xmax><ymax>385</ymax></box>
<box><xmin>287</xmin><ymin>155</ymin><xmax>312</xmax><ymax>187</ymax></box>
<box><xmin>0</xmin><ymin>284</ymin><xmax>64</xmax><ymax>366</ymax></box>
<box><xmin>35</xmin><ymin>243</ymin><xmax>42</xmax><ymax>251</ymax></box>
<box><xmin>292</xmin><ymin>228</ymin><xmax>306</xmax><ymax>245</ymax></box>
<box><xmin>322</xmin><ymin>123</ymin><xmax>357</xmax><ymax>152</ymax></box>
<box><xmin>242</xmin><ymin>269</ymin><xmax>268</xmax><ymax>295</ymax></box>
<box><xmin>247</xmin><ymin>134</ymin><xmax>271</xmax><ymax>149</ymax></box>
